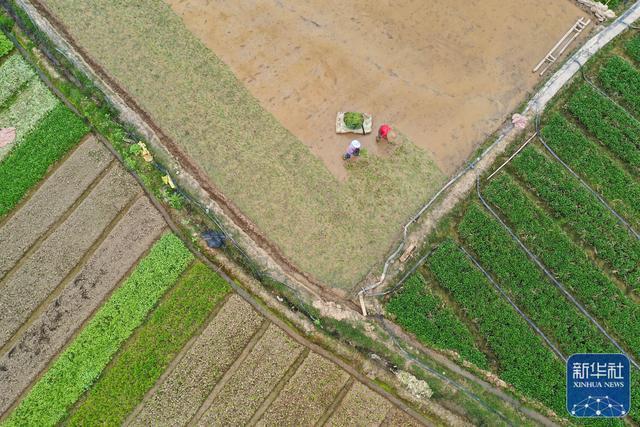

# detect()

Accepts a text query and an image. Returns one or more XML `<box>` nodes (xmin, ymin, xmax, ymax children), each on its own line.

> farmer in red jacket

<box><xmin>376</xmin><ymin>124</ymin><xmax>394</xmax><ymax>143</ymax></box>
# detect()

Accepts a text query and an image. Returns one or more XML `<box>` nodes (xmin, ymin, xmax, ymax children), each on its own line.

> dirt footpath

<box><xmin>168</xmin><ymin>0</ymin><xmax>586</xmax><ymax>179</ymax></box>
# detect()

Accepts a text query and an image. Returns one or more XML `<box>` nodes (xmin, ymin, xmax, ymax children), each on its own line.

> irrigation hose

<box><xmin>374</xmin><ymin>315</ymin><xmax>514</xmax><ymax>427</ymax></box>
<box><xmin>458</xmin><ymin>245</ymin><xmax>567</xmax><ymax>362</ymax></box>
<box><xmin>476</xmin><ymin>177</ymin><xmax>640</xmax><ymax>371</ymax></box>
<box><xmin>534</xmin><ymin>112</ymin><xmax>640</xmax><ymax>241</ymax></box>
<box><xmin>361</xmin><ymin>134</ymin><xmax>507</xmax><ymax>297</ymax></box>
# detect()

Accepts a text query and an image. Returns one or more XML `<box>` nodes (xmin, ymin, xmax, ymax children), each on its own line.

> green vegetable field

<box><xmin>385</xmin><ymin>31</ymin><xmax>640</xmax><ymax>422</ymax></box>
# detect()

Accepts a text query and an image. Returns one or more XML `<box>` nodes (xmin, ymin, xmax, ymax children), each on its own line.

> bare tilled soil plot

<box><xmin>0</xmin><ymin>137</ymin><xmax>112</xmax><ymax>278</ymax></box>
<box><xmin>256</xmin><ymin>352</ymin><xmax>351</xmax><ymax>426</ymax></box>
<box><xmin>195</xmin><ymin>323</ymin><xmax>304</xmax><ymax>426</ymax></box>
<box><xmin>0</xmin><ymin>196</ymin><xmax>166</xmax><ymax>415</ymax></box>
<box><xmin>381</xmin><ymin>408</ymin><xmax>423</xmax><ymax>427</ymax></box>
<box><xmin>126</xmin><ymin>293</ymin><xmax>424</xmax><ymax>426</ymax></box>
<box><xmin>130</xmin><ymin>295</ymin><xmax>265</xmax><ymax>426</ymax></box>
<box><xmin>0</xmin><ymin>163</ymin><xmax>139</xmax><ymax>349</ymax></box>
<box><xmin>325</xmin><ymin>381</ymin><xmax>393</xmax><ymax>427</ymax></box>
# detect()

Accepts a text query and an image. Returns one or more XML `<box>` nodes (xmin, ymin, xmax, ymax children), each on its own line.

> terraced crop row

<box><xmin>485</xmin><ymin>174</ymin><xmax>640</xmax><ymax>357</ymax></box>
<box><xmin>599</xmin><ymin>56</ymin><xmax>640</xmax><ymax>117</ymax></box>
<box><xmin>4</xmin><ymin>234</ymin><xmax>194</xmax><ymax>426</ymax></box>
<box><xmin>567</xmin><ymin>84</ymin><xmax>640</xmax><ymax>174</ymax></box>
<box><xmin>626</xmin><ymin>34</ymin><xmax>640</xmax><ymax>63</ymax></box>
<box><xmin>426</xmin><ymin>240</ymin><xmax>566</xmax><ymax>414</ymax></box>
<box><xmin>386</xmin><ymin>273</ymin><xmax>488</xmax><ymax>369</ymax></box>
<box><xmin>541</xmin><ymin>113</ymin><xmax>640</xmax><ymax>226</ymax></box>
<box><xmin>510</xmin><ymin>146</ymin><xmax>640</xmax><ymax>290</ymax></box>
<box><xmin>66</xmin><ymin>262</ymin><xmax>230</xmax><ymax>426</ymax></box>
<box><xmin>459</xmin><ymin>203</ymin><xmax>616</xmax><ymax>356</ymax></box>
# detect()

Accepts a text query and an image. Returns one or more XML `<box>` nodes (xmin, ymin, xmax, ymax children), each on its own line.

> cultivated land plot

<box><xmin>35</xmin><ymin>0</ymin><xmax>597</xmax><ymax>288</ymax></box>
<box><xmin>0</xmin><ymin>196</ymin><xmax>165</xmax><ymax>415</ymax></box>
<box><xmin>168</xmin><ymin>0</ymin><xmax>585</xmax><ymax>178</ymax></box>
<box><xmin>126</xmin><ymin>294</ymin><xmax>423</xmax><ymax>426</ymax></box>
<box><xmin>0</xmin><ymin>164</ymin><xmax>139</xmax><ymax>349</ymax></box>
<box><xmin>325</xmin><ymin>381</ymin><xmax>393</xmax><ymax>427</ymax></box>
<box><xmin>0</xmin><ymin>137</ymin><xmax>112</xmax><ymax>277</ymax></box>
<box><xmin>385</xmin><ymin>32</ymin><xmax>640</xmax><ymax>422</ymax></box>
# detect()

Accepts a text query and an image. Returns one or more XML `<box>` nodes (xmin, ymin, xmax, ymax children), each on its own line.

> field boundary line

<box><xmin>0</xmin><ymin>158</ymin><xmax>115</xmax><ymax>286</ymax></box>
<box><xmin>536</xmin><ymin>133</ymin><xmax>640</xmax><ymax>240</ymax></box>
<box><xmin>0</xmin><ymin>192</ymin><xmax>142</xmax><ymax>359</ymax></box>
<box><xmin>246</xmin><ymin>348</ymin><xmax>311</xmax><ymax>426</ymax></box>
<box><xmin>376</xmin><ymin>316</ymin><xmax>513</xmax><ymax>427</ymax></box>
<box><xmin>188</xmin><ymin>319</ymin><xmax>270</xmax><ymax>425</ymax></box>
<box><xmin>315</xmin><ymin>378</ymin><xmax>355</xmax><ymax>427</ymax></box>
<box><xmin>0</xmin><ymin>133</ymin><xmax>93</xmax><ymax>230</ymax></box>
<box><xmin>122</xmin><ymin>290</ymin><xmax>234</xmax><ymax>426</ymax></box>
<box><xmin>364</xmin><ymin>1</ymin><xmax>640</xmax><ymax>296</ymax></box>
<box><xmin>458</xmin><ymin>245</ymin><xmax>566</xmax><ymax>362</ymax></box>
<box><xmin>476</xmin><ymin>178</ymin><xmax>640</xmax><ymax>370</ymax></box>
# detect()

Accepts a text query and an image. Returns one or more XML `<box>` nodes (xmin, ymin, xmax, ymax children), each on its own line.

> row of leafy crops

<box><xmin>0</xmin><ymin>32</ymin><xmax>13</xmax><ymax>58</ymax></box>
<box><xmin>0</xmin><ymin>50</ymin><xmax>88</xmax><ymax>218</ymax></box>
<box><xmin>0</xmin><ymin>104</ymin><xmax>89</xmax><ymax>217</ymax></box>
<box><xmin>386</xmin><ymin>273</ymin><xmax>488</xmax><ymax>368</ymax></box>
<box><xmin>599</xmin><ymin>56</ymin><xmax>640</xmax><ymax>117</ymax></box>
<box><xmin>5</xmin><ymin>233</ymin><xmax>194</xmax><ymax>426</ymax></box>
<box><xmin>485</xmin><ymin>174</ymin><xmax>640</xmax><ymax>356</ymax></box>
<box><xmin>627</xmin><ymin>34</ymin><xmax>640</xmax><ymax>63</ymax></box>
<box><xmin>65</xmin><ymin>262</ymin><xmax>230</xmax><ymax>426</ymax></box>
<box><xmin>541</xmin><ymin>113</ymin><xmax>640</xmax><ymax>225</ymax></box>
<box><xmin>567</xmin><ymin>84</ymin><xmax>640</xmax><ymax>174</ymax></box>
<box><xmin>510</xmin><ymin>146</ymin><xmax>640</xmax><ymax>290</ymax></box>
<box><xmin>427</xmin><ymin>240</ymin><xmax>566</xmax><ymax>414</ymax></box>
<box><xmin>459</xmin><ymin>203</ymin><xmax>615</xmax><ymax>355</ymax></box>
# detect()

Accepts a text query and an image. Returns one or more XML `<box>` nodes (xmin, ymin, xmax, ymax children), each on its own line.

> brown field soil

<box><xmin>130</xmin><ymin>295</ymin><xmax>265</xmax><ymax>426</ymax></box>
<box><xmin>167</xmin><ymin>0</ymin><xmax>585</xmax><ymax>179</ymax></box>
<box><xmin>0</xmin><ymin>164</ymin><xmax>139</xmax><ymax>349</ymax></box>
<box><xmin>256</xmin><ymin>352</ymin><xmax>351</xmax><ymax>426</ymax></box>
<box><xmin>325</xmin><ymin>381</ymin><xmax>393</xmax><ymax>427</ymax></box>
<box><xmin>196</xmin><ymin>323</ymin><xmax>304</xmax><ymax>426</ymax></box>
<box><xmin>0</xmin><ymin>197</ymin><xmax>165</xmax><ymax>415</ymax></box>
<box><xmin>39</xmin><ymin>0</ymin><xmax>447</xmax><ymax>289</ymax></box>
<box><xmin>381</xmin><ymin>408</ymin><xmax>423</xmax><ymax>427</ymax></box>
<box><xmin>0</xmin><ymin>137</ymin><xmax>112</xmax><ymax>278</ymax></box>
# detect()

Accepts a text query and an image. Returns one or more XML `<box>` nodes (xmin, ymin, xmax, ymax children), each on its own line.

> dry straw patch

<box><xmin>257</xmin><ymin>352</ymin><xmax>350</xmax><ymax>426</ymax></box>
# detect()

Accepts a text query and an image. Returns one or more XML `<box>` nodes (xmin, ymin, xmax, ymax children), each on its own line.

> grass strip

<box><xmin>66</xmin><ymin>261</ymin><xmax>229</xmax><ymax>426</ymax></box>
<box><xmin>459</xmin><ymin>203</ymin><xmax>615</xmax><ymax>356</ymax></box>
<box><xmin>486</xmin><ymin>174</ymin><xmax>640</xmax><ymax>356</ymax></box>
<box><xmin>427</xmin><ymin>240</ymin><xmax>565</xmax><ymax>414</ymax></box>
<box><xmin>4</xmin><ymin>233</ymin><xmax>194</xmax><ymax>427</ymax></box>
<box><xmin>510</xmin><ymin>146</ymin><xmax>640</xmax><ymax>290</ymax></box>
<box><xmin>0</xmin><ymin>103</ymin><xmax>88</xmax><ymax>218</ymax></box>
<box><xmin>567</xmin><ymin>84</ymin><xmax>640</xmax><ymax>174</ymax></box>
<box><xmin>599</xmin><ymin>56</ymin><xmax>640</xmax><ymax>118</ymax></box>
<box><xmin>0</xmin><ymin>32</ymin><xmax>13</xmax><ymax>58</ymax></box>
<box><xmin>386</xmin><ymin>273</ymin><xmax>488</xmax><ymax>369</ymax></box>
<box><xmin>542</xmin><ymin>113</ymin><xmax>640</xmax><ymax>225</ymax></box>
<box><xmin>626</xmin><ymin>34</ymin><xmax>640</xmax><ymax>63</ymax></box>
<box><xmin>0</xmin><ymin>53</ymin><xmax>35</xmax><ymax>107</ymax></box>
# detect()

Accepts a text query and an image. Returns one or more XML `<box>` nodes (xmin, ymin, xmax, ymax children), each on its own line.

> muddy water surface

<box><xmin>167</xmin><ymin>0</ymin><xmax>586</xmax><ymax>179</ymax></box>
